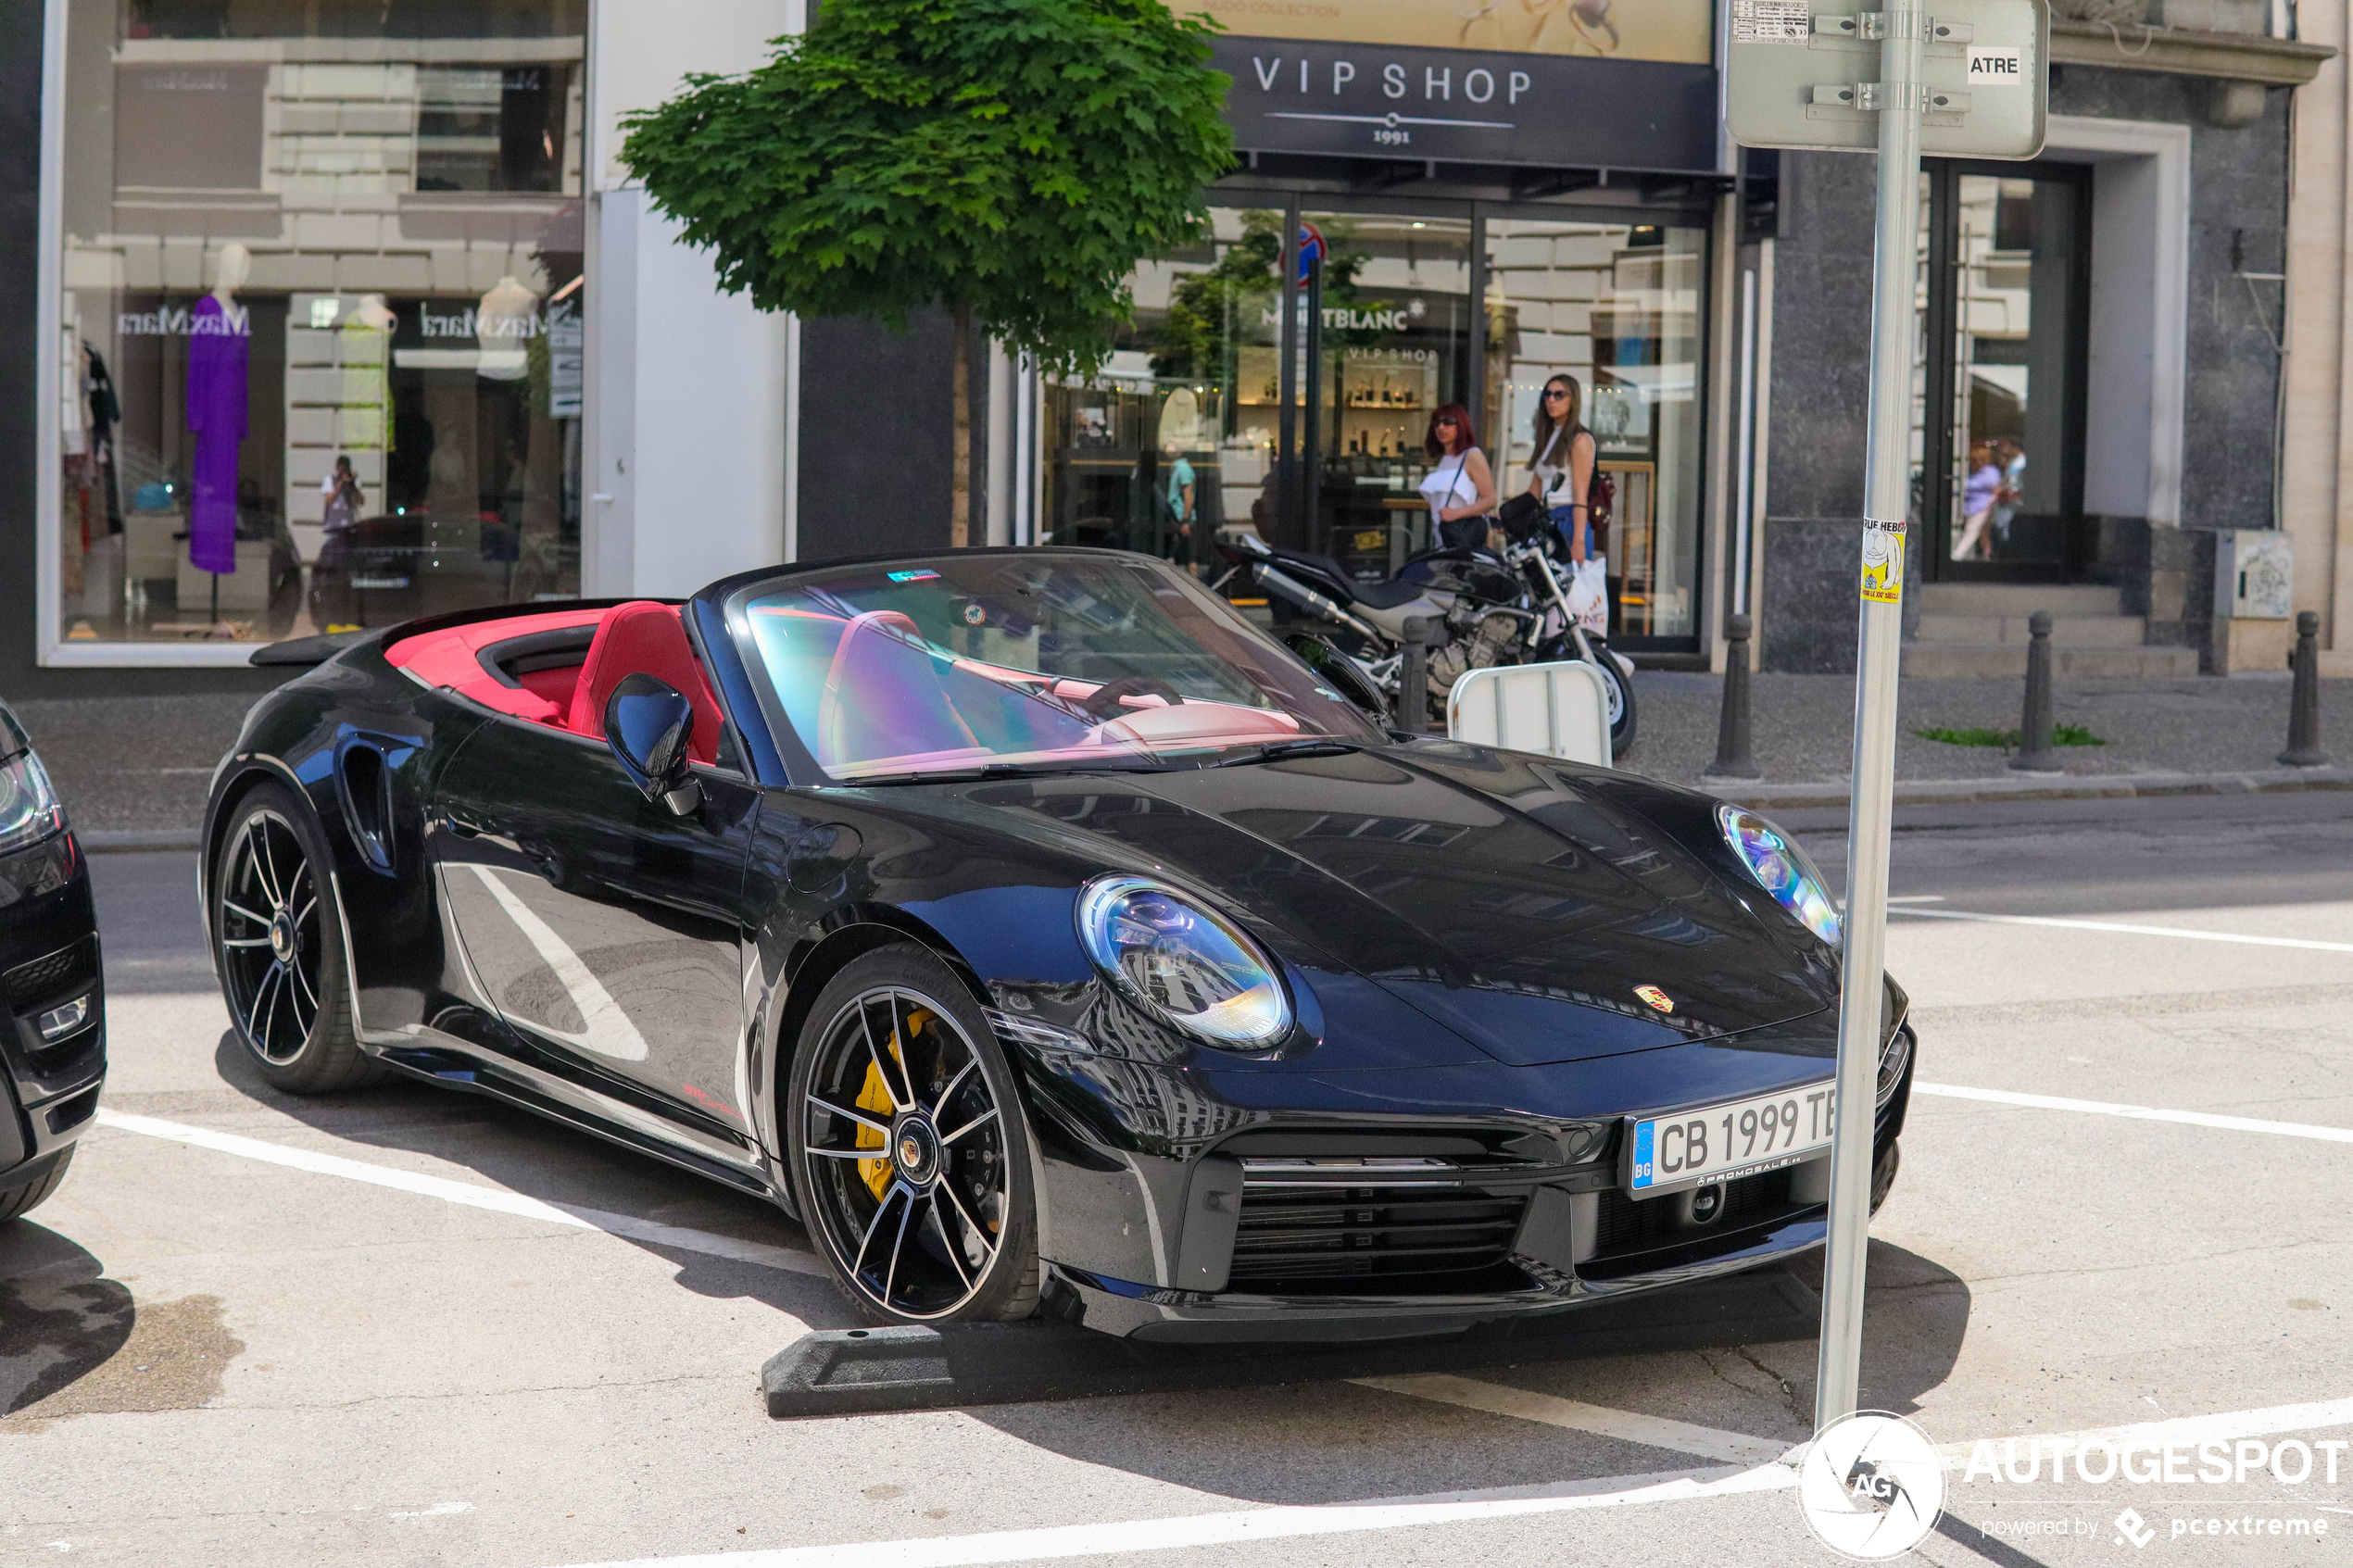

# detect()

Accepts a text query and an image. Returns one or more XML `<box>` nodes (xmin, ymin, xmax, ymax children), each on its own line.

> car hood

<box><xmin>988</xmin><ymin>744</ymin><xmax>1842</xmax><ymax>1067</ymax></box>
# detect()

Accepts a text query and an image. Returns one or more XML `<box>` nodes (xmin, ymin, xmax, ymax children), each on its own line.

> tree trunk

<box><xmin>950</xmin><ymin>303</ymin><xmax>972</xmax><ymax>548</ymax></box>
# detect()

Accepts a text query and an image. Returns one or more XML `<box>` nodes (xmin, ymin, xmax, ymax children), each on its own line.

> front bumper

<box><xmin>1033</xmin><ymin>1025</ymin><xmax>1915</xmax><ymax>1342</ymax></box>
<box><xmin>0</xmin><ymin>831</ymin><xmax>107</xmax><ymax>1187</ymax></box>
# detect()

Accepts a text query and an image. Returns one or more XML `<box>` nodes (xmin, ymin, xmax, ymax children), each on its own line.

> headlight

<box><xmin>1076</xmin><ymin>875</ymin><xmax>1293</xmax><ymax>1047</ymax></box>
<box><xmin>0</xmin><ymin>749</ymin><xmax>65</xmax><ymax>855</ymax></box>
<box><xmin>1717</xmin><ymin>804</ymin><xmax>1841</xmax><ymax>947</ymax></box>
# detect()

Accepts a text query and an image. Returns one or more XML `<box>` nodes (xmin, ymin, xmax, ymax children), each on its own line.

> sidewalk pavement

<box><xmin>4</xmin><ymin>672</ymin><xmax>2345</xmax><ymax>846</ymax></box>
<box><xmin>1617</xmin><ymin>671</ymin><xmax>2352</xmax><ymax>809</ymax></box>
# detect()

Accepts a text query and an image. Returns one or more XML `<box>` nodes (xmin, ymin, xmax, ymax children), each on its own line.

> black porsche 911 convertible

<box><xmin>205</xmin><ymin>547</ymin><xmax>1912</xmax><ymax>1340</ymax></box>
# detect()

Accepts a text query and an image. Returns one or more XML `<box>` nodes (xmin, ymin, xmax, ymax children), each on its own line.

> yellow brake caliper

<box><xmin>853</xmin><ymin>1016</ymin><xmax>916</xmax><ymax>1201</ymax></box>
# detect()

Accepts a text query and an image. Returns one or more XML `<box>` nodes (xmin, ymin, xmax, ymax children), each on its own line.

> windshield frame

<box><xmin>717</xmin><ymin>547</ymin><xmax>1387</xmax><ymax>788</ymax></box>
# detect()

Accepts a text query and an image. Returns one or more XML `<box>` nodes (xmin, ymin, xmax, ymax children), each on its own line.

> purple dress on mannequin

<box><xmin>186</xmin><ymin>293</ymin><xmax>249</xmax><ymax>575</ymax></box>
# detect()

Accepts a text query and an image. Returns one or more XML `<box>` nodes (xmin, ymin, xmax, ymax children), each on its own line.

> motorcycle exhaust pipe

<box><xmin>1253</xmin><ymin>565</ymin><xmax>1384</xmax><ymax>644</ymax></box>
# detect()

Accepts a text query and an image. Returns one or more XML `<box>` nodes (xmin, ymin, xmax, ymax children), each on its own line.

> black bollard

<box><xmin>2010</xmin><ymin>608</ymin><xmax>2062</xmax><ymax>773</ymax></box>
<box><xmin>2281</xmin><ymin>609</ymin><xmax>2329</xmax><ymax>767</ymax></box>
<box><xmin>1705</xmin><ymin>613</ymin><xmax>1762</xmax><ymax>779</ymax></box>
<box><xmin>1397</xmin><ymin>616</ymin><xmax>1434</xmax><ymax>734</ymax></box>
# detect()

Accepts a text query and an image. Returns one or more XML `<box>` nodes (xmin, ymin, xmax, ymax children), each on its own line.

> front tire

<box><xmin>212</xmin><ymin>784</ymin><xmax>383</xmax><ymax>1094</ymax></box>
<box><xmin>787</xmin><ymin>947</ymin><xmax>1039</xmax><ymax>1323</ymax></box>
<box><xmin>0</xmin><ymin>1147</ymin><xmax>75</xmax><ymax>1223</ymax></box>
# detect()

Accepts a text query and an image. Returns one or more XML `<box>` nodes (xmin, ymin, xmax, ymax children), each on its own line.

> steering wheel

<box><xmin>1079</xmin><ymin>674</ymin><xmax>1186</xmax><ymax>721</ymax></box>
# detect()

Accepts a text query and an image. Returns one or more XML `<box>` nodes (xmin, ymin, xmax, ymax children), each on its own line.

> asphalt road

<box><xmin>5</xmin><ymin>790</ymin><xmax>2351</xmax><ymax>1567</ymax></box>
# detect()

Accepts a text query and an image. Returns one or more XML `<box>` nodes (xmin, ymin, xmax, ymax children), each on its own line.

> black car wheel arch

<box><xmin>210</xmin><ymin>782</ymin><xmax>383</xmax><ymax>1094</ymax></box>
<box><xmin>786</xmin><ymin>945</ymin><xmax>1042</xmax><ymax>1323</ymax></box>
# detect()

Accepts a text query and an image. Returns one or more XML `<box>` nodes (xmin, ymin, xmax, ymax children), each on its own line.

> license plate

<box><xmin>1626</xmin><ymin>1081</ymin><xmax>1836</xmax><ymax>1196</ymax></box>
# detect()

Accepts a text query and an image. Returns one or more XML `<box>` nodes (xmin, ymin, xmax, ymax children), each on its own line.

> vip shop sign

<box><xmin>1208</xmin><ymin>36</ymin><xmax>1721</xmax><ymax>173</ymax></box>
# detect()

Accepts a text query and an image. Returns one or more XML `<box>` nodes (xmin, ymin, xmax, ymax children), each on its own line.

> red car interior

<box><xmin>385</xmin><ymin>602</ymin><xmax>724</xmax><ymax>763</ymax></box>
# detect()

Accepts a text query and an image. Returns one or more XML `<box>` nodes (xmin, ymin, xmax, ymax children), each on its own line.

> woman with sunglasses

<box><xmin>1418</xmin><ymin>403</ymin><xmax>1497</xmax><ymax>550</ymax></box>
<box><xmin>1528</xmin><ymin>374</ymin><xmax>1598</xmax><ymax>568</ymax></box>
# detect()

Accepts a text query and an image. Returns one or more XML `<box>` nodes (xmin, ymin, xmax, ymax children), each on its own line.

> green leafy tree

<box><xmin>622</xmin><ymin>0</ymin><xmax>1235</xmax><ymax>546</ymax></box>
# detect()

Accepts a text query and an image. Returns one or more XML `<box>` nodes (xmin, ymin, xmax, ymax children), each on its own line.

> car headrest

<box><xmin>567</xmin><ymin>601</ymin><xmax>724</xmax><ymax>766</ymax></box>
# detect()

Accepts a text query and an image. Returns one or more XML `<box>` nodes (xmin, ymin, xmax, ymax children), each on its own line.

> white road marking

<box><xmin>467</xmin><ymin>864</ymin><xmax>651</xmax><ymax>1061</ymax></box>
<box><xmin>546</xmin><ymin>1395</ymin><xmax>2353</xmax><ymax>1568</ymax></box>
<box><xmin>1890</xmin><ymin>904</ymin><xmax>2353</xmax><ymax>953</ymax></box>
<box><xmin>1914</xmin><ymin>1084</ymin><xmax>2353</xmax><ymax>1145</ymax></box>
<box><xmin>1350</xmin><ymin>1374</ymin><xmax>1788</xmax><ymax>1463</ymax></box>
<box><xmin>92</xmin><ymin>1110</ymin><xmax>828</xmax><ymax>1277</ymax></box>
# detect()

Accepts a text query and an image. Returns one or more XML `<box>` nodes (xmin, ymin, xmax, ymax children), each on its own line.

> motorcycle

<box><xmin>1500</xmin><ymin>529</ymin><xmax>1639</xmax><ymax>753</ymax></box>
<box><xmin>1212</xmin><ymin>530</ymin><xmax>1637</xmax><ymax>752</ymax></box>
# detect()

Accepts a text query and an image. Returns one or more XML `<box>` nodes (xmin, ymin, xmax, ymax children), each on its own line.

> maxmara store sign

<box><xmin>1189</xmin><ymin>0</ymin><xmax>1721</xmax><ymax>172</ymax></box>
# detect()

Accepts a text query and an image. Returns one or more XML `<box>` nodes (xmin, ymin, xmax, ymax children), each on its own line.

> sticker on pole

<box><xmin>1859</xmin><ymin>521</ymin><xmax>1905</xmax><ymax>604</ymax></box>
<box><xmin>1732</xmin><ymin>0</ymin><xmax>1813</xmax><ymax>43</ymax></box>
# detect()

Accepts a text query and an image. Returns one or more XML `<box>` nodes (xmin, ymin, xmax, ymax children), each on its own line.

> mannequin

<box><xmin>476</xmin><ymin>275</ymin><xmax>538</xmax><ymax>381</ymax></box>
<box><xmin>186</xmin><ymin>243</ymin><xmax>252</xmax><ymax>583</ymax></box>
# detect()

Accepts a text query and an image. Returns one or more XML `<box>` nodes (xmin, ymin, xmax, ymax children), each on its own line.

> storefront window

<box><xmin>1483</xmin><ymin>218</ymin><xmax>1707</xmax><ymax>638</ymax></box>
<box><xmin>52</xmin><ymin>0</ymin><xmax>585</xmax><ymax>652</ymax></box>
<box><xmin>1040</xmin><ymin>207</ymin><xmax>1277</xmax><ymax>568</ymax></box>
<box><xmin>1297</xmin><ymin>212</ymin><xmax>1474</xmax><ymax>580</ymax></box>
<box><xmin>1910</xmin><ymin>163</ymin><xmax>2090</xmax><ymax>577</ymax></box>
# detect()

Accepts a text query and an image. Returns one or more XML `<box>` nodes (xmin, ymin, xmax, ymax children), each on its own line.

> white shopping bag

<box><xmin>1564</xmin><ymin>555</ymin><xmax>1608</xmax><ymax>635</ymax></box>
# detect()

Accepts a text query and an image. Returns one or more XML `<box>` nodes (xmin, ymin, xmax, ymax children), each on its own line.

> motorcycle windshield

<box><xmin>743</xmin><ymin>554</ymin><xmax>1387</xmax><ymax>783</ymax></box>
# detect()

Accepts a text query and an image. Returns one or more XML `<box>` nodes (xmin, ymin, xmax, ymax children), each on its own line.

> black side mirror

<box><xmin>1283</xmin><ymin>633</ymin><xmax>1389</xmax><ymax>720</ymax></box>
<box><xmin>604</xmin><ymin>672</ymin><xmax>702</xmax><ymax>814</ymax></box>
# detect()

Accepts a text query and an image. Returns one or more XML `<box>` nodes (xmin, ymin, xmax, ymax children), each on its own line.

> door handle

<box><xmin>441</xmin><ymin>811</ymin><xmax>483</xmax><ymax>839</ymax></box>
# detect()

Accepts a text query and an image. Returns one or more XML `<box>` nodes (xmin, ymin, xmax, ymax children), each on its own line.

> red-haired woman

<box><xmin>1417</xmin><ymin>403</ymin><xmax>1497</xmax><ymax>549</ymax></box>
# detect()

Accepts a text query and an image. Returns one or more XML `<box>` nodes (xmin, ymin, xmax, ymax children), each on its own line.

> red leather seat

<box><xmin>566</xmin><ymin>601</ymin><xmax>725</xmax><ymax>765</ymax></box>
<box><xmin>384</xmin><ymin>607</ymin><xmax>606</xmax><ymax>723</ymax></box>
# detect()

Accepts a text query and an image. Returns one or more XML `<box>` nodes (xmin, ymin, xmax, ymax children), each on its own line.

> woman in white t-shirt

<box><xmin>1526</xmin><ymin>374</ymin><xmax>1598</xmax><ymax>566</ymax></box>
<box><xmin>1416</xmin><ymin>403</ymin><xmax>1496</xmax><ymax>549</ymax></box>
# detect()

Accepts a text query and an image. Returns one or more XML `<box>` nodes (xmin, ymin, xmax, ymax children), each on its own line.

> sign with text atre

<box><xmin>1210</xmin><ymin>37</ymin><xmax>1719</xmax><ymax>172</ymax></box>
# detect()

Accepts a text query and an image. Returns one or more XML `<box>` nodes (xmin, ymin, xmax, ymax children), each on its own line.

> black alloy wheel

<box><xmin>788</xmin><ymin>947</ymin><xmax>1038</xmax><ymax>1323</ymax></box>
<box><xmin>213</xmin><ymin>784</ymin><xmax>381</xmax><ymax>1094</ymax></box>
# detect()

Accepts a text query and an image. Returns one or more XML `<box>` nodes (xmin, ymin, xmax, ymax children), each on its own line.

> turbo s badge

<box><xmin>1635</xmin><ymin>985</ymin><xmax>1675</xmax><ymax>1013</ymax></box>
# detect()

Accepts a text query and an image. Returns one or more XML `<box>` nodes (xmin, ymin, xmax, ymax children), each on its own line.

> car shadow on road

<box><xmin>968</xmin><ymin>1242</ymin><xmax>1972</xmax><ymax>1507</ymax></box>
<box><xmin>0</xmin><ymin>1222</ymin><xmax>136</xmax><ymax>1422</ymax></box>
<box><xmin>205</xmin><ymin>1031</ymin><xmax>859</xmax><ymax>1330</ymax></box>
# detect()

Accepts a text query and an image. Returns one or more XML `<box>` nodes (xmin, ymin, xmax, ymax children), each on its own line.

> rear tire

<box><xmin>212</xmin><ymin>784</ymin><xmax>384</xmax><ymax>1094</ymax></box>
<box><xmin>786</xmin><ymin>946</ymin><xmax>1040</xmax><ymax>1324</ymax></box>
<box><xmin>0</xmin><ymin>1147</ymin><xmax>75</xmax><ymax>1223</ymax></box>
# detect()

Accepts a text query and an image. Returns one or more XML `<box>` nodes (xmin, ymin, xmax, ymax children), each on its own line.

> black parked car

<box><xmin>0</xmin><ymin>702</ymin><xmax>106</xmax><ymax>1223</ymax></box>
<box><xmin>208</xmin><ymin>548</ymin><xmax>1911</xmax><ymax>1339</ymax></box>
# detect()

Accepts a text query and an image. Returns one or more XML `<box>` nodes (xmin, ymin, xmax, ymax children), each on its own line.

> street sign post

<box><xmin>1723</xmin><ymin>0</ymin><xmax>2047</xmax><ymax>1436</ymax></box>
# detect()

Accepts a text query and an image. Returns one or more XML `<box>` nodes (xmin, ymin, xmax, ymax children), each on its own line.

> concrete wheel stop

<box><xmin>761</xmin><ymin>1265</ymin><xmax>1821</xmax><ymax>1418</ymax></box>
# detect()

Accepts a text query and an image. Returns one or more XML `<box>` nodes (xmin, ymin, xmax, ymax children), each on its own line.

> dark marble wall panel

<box><xmin>795</xmin><ymin>311</ymin><xmax>958</xmax><ymax>562</ymax></box>
<box><xmin>1758</xmin><ymin>67</ymin><xmax>2288</xmax><ymax>673</ymax></box>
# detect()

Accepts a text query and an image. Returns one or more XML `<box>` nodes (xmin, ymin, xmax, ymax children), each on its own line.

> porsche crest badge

<box><xmin>1634</xmin><ymin>985</ymin><xmax>1675</xmax><ymax>1013</ymax></box>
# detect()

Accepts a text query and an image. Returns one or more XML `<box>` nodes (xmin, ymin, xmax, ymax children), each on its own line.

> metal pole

<box><xmin>2282</xmin><ymin>609</ymin><xmax>2329</xmax><ymax>765</ymax></box>
<box><xmin>1814</xmin><ymin>0</ymin><xmax>1926</xmax><ymax>1436</ymax></box>
<box><xmin>1733</xmin><ymin>268</ymin><xmax>1759</xmax><ymax>618</ymax></box>
<box><xmin>1706</xmin><ymin>612</ymin><xmax>1761</xmax><ymax>779</ymax></box>
<box><xmin>1398</xmin><ymin>616</ymin><xmax>1433</xmax><ymax>734</ymax></box>
<box><xmin>2011</xmin><ymin>609</ymin><xmax>2062</xmax><ymax>772</ymax></box>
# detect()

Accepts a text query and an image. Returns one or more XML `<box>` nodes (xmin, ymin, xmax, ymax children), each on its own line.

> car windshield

<box><xmin>741</xmin><ymin>552</ymin><xmax>1385</xmax><ymax>783</ymax></box>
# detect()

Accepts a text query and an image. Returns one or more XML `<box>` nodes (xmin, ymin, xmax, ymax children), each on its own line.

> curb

<box><xmin>78</xmin><ymin>828</ymin><xmax>202</xmax><ymax>853</ymax></box>
<box><xmin>1703</xmin><ymin>765</ymin><xmax>2353</xmax><ymax>813</ymax></box>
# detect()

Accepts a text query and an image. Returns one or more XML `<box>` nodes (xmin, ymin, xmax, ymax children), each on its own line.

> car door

<box><xmin>432</xmin><ymin>712</ymin><xmax>763</xmax><ymax>1168</ymax></box>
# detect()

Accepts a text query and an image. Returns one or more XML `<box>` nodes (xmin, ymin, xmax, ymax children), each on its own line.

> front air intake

<box><xmin>1227</xmin><ymin>1183</ymin><xmax>1530</xmax><ymax>1295</ymax></box>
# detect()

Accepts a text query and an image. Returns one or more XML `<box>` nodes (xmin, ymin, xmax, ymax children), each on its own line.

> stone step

<box><xmin>1911</xmin><ymin>612</ymin><xmax>2151</xmax><ymax>647</ymax></box>
<box><xmin>1911</xmin><ymin>583</ymin><xmax>2123</xmax><ymax>617</ymax></box>
<box><xmin>1900</xmin><ymin>643</ymin><xmax>2202</xmax><ymax>679</ymax></box>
